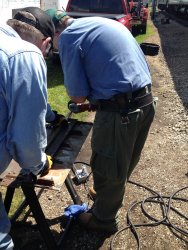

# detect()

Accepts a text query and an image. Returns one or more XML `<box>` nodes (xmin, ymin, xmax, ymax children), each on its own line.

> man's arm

<box><xmin>59</xmin><ymin>39</ymin><xmax>90</xmax><ymax>100</ymax></box>
<box><xmin>69</xmin><ymin>96</ymin><xmax>87</xmax><ymax>103</ymax></box>
<box><xmin>6</xmin><ymin>50</ymin><xmax>48</xmax><ymax>175</ymax></box>
<box><xmin>46</xmin><ymin>103</ymin><xmax>56</xmax><ymax>122</ymax></box>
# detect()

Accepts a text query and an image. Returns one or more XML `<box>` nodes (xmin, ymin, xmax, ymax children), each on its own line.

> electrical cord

<box><xmin>72</xmin><ymin>162</ymin><xmax>188</xmax><ymax>249</ymax></box>
<box><xmin>110</xmin><ymin>180</ymin><xmax>188</xmax><ymax>250</ymax></box>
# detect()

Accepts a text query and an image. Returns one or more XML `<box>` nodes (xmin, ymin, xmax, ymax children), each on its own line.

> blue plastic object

<box><xmin>64</xmin><ymin>203</ymin><xmax>89</xmax><ymax>218</ymax></box>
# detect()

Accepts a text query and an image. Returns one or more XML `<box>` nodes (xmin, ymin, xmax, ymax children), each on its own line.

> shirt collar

<box><xmin>0</xmin><ymin>23</ymin><xmax>21</xmax><ymax>39</ymax></box>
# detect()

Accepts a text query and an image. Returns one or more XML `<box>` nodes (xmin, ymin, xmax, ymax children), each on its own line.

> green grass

<box><xmin>1</xmin><ymin>187</ymin><xmax>25</xmax><ymax>218</ymax></box>
<box><xmin>46</xmin><ymin>58</ymin><xmax>69</xmax><ymax>114</ymax></box>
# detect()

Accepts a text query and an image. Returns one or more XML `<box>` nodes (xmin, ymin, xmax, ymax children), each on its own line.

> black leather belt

<box><xmin>97</xmin><ymin>84</ymin><xmax>153</xmax><ymax>113</ymax></box>
<box><xmin>132</xmin><ymin>84</ymin><xmax>151</xmax><ymax>98</ymax></box>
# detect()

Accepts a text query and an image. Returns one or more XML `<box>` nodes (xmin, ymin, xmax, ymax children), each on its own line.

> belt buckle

<box><xmin>120</xmin><ymin>108</ymin><xmax>130</xmax><ymax>124</ymax></box>
<box><xmin>145</xmin><ymin>85</ymin><xmax>150</xmax><ymax>94</ymax></box>
<box><xmin>121</xmin><ymin>115</ymin><xmax>130</xmax><ymax>124</ymax></box>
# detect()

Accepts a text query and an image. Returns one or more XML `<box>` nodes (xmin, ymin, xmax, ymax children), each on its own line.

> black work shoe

<box><xmin>78</xmin><ymin>213</ymin><xmax>118</xmax><ymax>234</ymax></box>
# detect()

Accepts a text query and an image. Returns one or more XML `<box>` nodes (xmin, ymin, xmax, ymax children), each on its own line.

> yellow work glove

<box><xmin>40</xmin><ymin>155</ymin><xmax>53</xmax><ymax>177</ymax></box>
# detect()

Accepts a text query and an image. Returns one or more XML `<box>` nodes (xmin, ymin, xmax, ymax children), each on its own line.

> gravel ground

<box><xmin>12</xmin><ymin>11</ymin><xmax>188</xmax><ymax>250</ymax></box>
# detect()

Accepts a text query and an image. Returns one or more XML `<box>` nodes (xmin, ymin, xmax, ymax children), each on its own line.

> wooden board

<box><xmin>36</xmin><ymin>164</ymin><xmax>70</xmax><ymax>188</ymax></box>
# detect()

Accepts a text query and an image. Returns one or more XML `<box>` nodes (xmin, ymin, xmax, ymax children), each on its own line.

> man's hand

<box><xmin>40</xmin><ymin>155</ymin><xmax>53</xmax><ymax>177</ymax></box>
<box><xmin>49</xmin><ymin>111</ymin><xmax>66</xmax><ymax>127</ymax></box>
<box><xmin>18</xmin><ymin>155</ymin><xmax>53</xmax><ymax>182</ymax></box>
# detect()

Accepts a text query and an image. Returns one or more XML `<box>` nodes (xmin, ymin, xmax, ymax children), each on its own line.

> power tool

<box><xmin>68</xmin><ymin>101</ymin><xmax>97</xmax><ymax>113</ymax></box>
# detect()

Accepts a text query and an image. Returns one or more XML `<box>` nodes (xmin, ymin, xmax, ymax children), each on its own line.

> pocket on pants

<box><xmin>91</xmin><ymin>112</ymin><xmax>117</xmax><ymax>158</ymax></box>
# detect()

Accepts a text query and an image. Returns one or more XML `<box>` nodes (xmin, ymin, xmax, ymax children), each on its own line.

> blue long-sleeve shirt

<box><xmin>58</xmin><ymin>17</ymin><xmax>151</xmax><ymax>101</ymax></box>
<box><xmin>0</xmin><ymin>24</ymin><xmax>48</xmax><ymax>175</ymax></box>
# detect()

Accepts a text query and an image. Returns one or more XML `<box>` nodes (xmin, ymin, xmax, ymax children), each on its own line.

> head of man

<box><xmin>7</xmin><ymin>7</ymin><xmax>55</xmax><ymax>57</ymax></box>
<box><xmin>45</xmin><ymin>9</ymin><xmax>73</xmax><ymax>50</ymax></box>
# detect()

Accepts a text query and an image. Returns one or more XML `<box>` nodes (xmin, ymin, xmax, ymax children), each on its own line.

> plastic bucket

<box><xmin>140</xmin><ymin>43</ymin><xmax>160</xmax><ymax>56</ymax></box>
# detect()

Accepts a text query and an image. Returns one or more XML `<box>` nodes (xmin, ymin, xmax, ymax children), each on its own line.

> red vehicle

<box><xmin>129</xmin><ymin>0</ymin><xmax>149</xmax><ymax>34</ymax></box>
<box><xmin>65</xmin><ymin>0</ymin><xmax>133</xmax><ymax>32</ymax></box>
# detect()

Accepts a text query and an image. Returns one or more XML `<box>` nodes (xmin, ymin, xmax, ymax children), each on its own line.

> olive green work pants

<box><xmin>90</xmin><ymin>102</ymin><xmax>156</xmax><ymax>227</ymax></box>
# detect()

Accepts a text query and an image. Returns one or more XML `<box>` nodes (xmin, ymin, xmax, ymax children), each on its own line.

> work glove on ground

<box><xmin>48</xmin><ymin>110</ymin><xmax>66</xmax><ymax>127</ymax></box>
<box><xmin>64</xmin><ymin>203</ymin><xmax>89</xmax><ymax>219</ymax></box>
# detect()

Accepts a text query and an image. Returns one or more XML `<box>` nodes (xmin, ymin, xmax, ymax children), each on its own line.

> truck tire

<box><xmin>132</xmin><ymin>25</ymin><xmax>138</xmax><ymax>36</ymax></box>
<box><xmin>141</xmin><ymin>24</ymin><xmax>147</xmax><ymax>34</ymax></box>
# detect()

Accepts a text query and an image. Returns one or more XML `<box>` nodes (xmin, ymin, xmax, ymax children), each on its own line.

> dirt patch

<box><xmin>11</xmin><ymin>11</ymin><xmax>188</xmax><ymax>250</ymax></box>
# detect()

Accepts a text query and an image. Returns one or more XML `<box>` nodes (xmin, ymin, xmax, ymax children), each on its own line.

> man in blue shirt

<box><xmin>0</xmin><ymin>7</ymin><xmax>56</xmax><ymax>249</ymax></box>
<box><xmin>47</xmin><ymin>9</ymin><xmax>156</xmax><ymax>234</ymax></box>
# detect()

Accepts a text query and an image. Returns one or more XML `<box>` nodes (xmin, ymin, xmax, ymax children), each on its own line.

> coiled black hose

<box><xmin>110</xmin><ymin>180</ymin><xmax>188</xmax><ymax>250</ymax></box>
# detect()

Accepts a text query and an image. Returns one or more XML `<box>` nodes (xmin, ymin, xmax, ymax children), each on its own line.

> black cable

<box><xmin>74</xmin><ymin>161</ymin><xmax>91</xmax><ymax>166</ymax></box>
<box><xmin>73</xmin><ymin>162</ymin><xmax>188</xmax><ymax>249</ymax></box>
<box><xmin>110</xmin><ymin>180</ymin><xmax>188</xmax><ymax>250</ymax></box>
